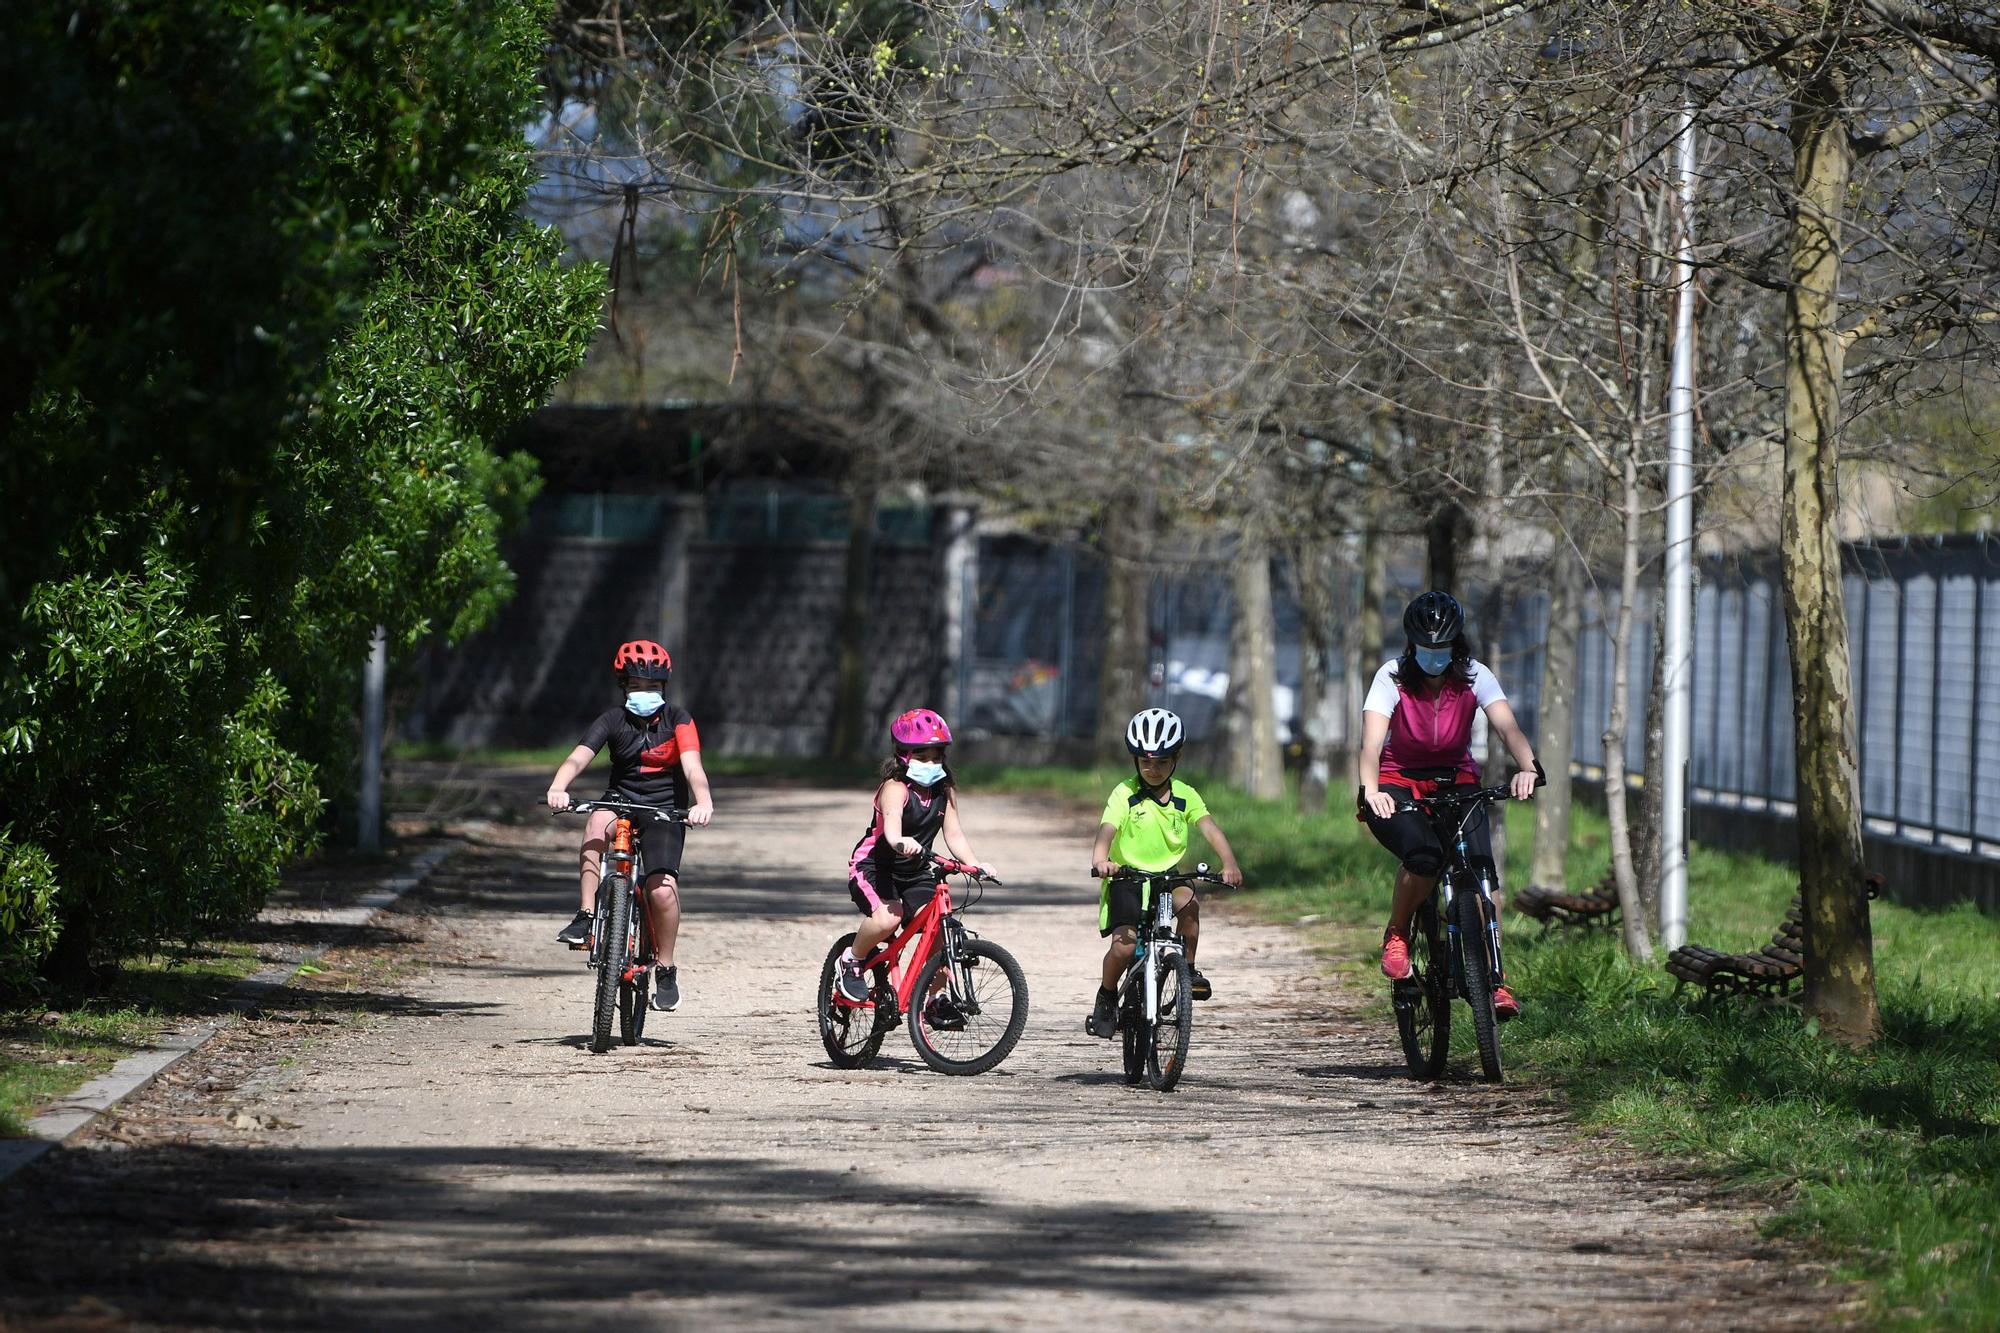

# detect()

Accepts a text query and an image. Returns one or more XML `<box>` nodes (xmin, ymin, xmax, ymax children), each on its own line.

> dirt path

<box><xmin>0</xmin><ymin>775</ymin><xmax>1842</xmax><ymax>1330</ymax></box>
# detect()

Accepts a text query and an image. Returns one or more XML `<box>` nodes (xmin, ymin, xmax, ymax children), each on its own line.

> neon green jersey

<box><xmin>1101</xmin><ymin>776</ymin><xmax>1211</xmax><ymax>874</ymax></box>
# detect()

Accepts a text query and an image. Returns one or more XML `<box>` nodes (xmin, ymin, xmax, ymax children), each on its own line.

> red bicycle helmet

<box><xmin>612</xmin><ymin>640</ymin><xmax>673</xmax><ymax>681</ymax></box>
<box><xmin>890</xmin><ymin>708</ymin><xmax>952</xmax><ymax>749</ymax></box>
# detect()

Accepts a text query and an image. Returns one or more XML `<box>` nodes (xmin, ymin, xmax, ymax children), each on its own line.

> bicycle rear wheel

<box><xmin>591</xmin><ymin>877</ymin><xmax>632</xmax><ymax>1054</ymax></box>
<box><xmin>1452</xmin><ymin>882</ymin><xmax>1504</xmax><ymax>1082</ymax></box>
<box><xmin>1145</xmin><ymin>951</ymin><xmax>1194</xmax><ymax>1092</ymax></box>
<box><xmin>1394</xmin><ymin>898</ymin><xmax>1450</xmax><ymax>1080</ymax></box>
<box><xmin>908</xmin><ymin>937</ymin><xmax>1029</xmax><ymax>1075</ymax></box>
<box><xmin>817</xmin><ymin>933</ymin><xmax>889</xmax><ymax>1068</ymax></box>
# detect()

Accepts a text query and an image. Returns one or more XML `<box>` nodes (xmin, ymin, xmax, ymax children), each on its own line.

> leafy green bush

<box><xmin>0</xmin><ymin>2</ymin><xmax>601</xmax><ymax>985</ymax></box>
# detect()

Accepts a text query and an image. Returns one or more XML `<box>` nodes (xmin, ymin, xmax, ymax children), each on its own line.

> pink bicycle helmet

<box><xmin>890</xmin><ymin>708</ymin><xmax>952</xmax><ymax>749</ymax></box>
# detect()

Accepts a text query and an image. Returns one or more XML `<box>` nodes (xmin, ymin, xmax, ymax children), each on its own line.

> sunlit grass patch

<box><xmin>0</xmin><ymin>942</ymin><xmax>264</xmax><ymax>1137</ymax></box>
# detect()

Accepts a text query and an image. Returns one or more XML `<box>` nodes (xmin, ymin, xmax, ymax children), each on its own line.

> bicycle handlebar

<box><xmin>918</xmin><ymin>851</ymin><xmax>1001</xmax><ymax>885</ymax></box>
<box><xmin>1093</xmin><ymin>863</ymin><xmax>1232</xmax><ymax>889</ymax></box>
<box><xmin>554</xmin><ymin>798</ymin><xmax>689</xmax><ymax>824</ymax></box>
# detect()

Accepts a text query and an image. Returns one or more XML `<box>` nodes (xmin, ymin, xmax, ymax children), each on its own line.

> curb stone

<box><xmin>0</xmin><ymin>837</ymin><xmax>466</xmax><ymax>1185</ymax></box>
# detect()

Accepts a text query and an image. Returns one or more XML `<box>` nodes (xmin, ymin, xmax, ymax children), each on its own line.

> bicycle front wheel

<box><xmin>1452</xmin><ymin>883</ymin><xmax>1504</xmax><ymax>1083</ymax></box>
<box><xmin>908</xmin><ymin>938</ymin><xmax>1029</xmax><ymax>1075</ymax></box>
<box><xmin>1394</xmin><ymin>898</ymin><xmax>1450</xmax><ymax>1080</ymax></box>
<box><xmin>1145</xmin><ymin>951</ymin><xmax>1194</xmax><ymax>1092</ymax></box>
<box><xmin>1120</xmin><ymin>973</ymin><xmax>1148</xmax><ymax>1084</ymax></box>
<box><xmin>591</xmin><ymin>877</ymin><xmax>632</xmax><ymax>1054</ymax></box>
<box><xmin>817</xmin><ymin>933</ymin><xmax>889</xmax><ymax>1069</ymax></box>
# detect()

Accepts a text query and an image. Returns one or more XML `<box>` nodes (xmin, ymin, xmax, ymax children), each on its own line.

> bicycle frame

<box><xmin>590</xmin><ymin>814</ymin><xmax>652</xmax><ymax>983</ymax></box>
<box><xmin>838</xmin><ymin>880</ymin><xmax>960</xmax><ymax>1016</ymax></box>
<box><xmin>1414</xmin><ymin>789</ymin><xmax>1506</xmax><ymax>998</ymax></box>
<box><xmin>1123</xmin><ymin>882</ymin><xmax>1187</xmax><ymax>1027</ymax></box>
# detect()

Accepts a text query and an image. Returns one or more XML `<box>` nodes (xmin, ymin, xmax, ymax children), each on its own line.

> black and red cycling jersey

<box><xmin>577</xmin><ymin>704</ymin><xmax>701</xmax><ymax>808</ymax></box>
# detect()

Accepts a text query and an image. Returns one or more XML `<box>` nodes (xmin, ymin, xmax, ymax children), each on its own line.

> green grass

<box><xmin>0</xmin><ymin>942</ymin><xmax>265</xmax><ymax>1137</ymax></box>
<box><xmin>969</xmin><ymin>761</ymin><xmax>2000</xmax><ymax>1330</ymax></box>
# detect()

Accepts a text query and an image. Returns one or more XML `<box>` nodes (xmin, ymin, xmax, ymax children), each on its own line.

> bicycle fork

<box><xmin>1443</xmin><ymin>834</ymin><xmax>1505</xmax><ymax>994</ymax></box>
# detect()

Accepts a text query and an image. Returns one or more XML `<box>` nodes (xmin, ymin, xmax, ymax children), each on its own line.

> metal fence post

<box><xmin>359</xmin><ymin>625</ymin><xmax>387</xmax><ymax>856</ymax></box>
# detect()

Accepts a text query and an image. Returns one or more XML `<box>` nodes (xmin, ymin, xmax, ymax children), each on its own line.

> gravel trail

<box><xmin>0</xmin><ymin>774</ymin><xmax>1844</xmax><ymax>1330</ymax></box>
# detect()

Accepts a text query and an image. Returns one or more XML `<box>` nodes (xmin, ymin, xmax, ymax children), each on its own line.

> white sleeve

<box><xmin>1469</xmin><ymin>660</ymin><xmax>1507</xmax><ymax>708</ymax></box>
<box><xmin>1362</xmin><ymin>661</ymin><xmax>1403</xmax><ymax>717</ymax></box>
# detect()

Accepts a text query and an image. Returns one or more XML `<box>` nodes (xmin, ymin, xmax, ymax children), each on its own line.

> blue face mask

<box><xmin>903</xmin><ymin>760</ymin><xmax>947</xmax><ymax>787</ymax></box>
<box><xmin>624</xmin><ymin>690</ymin><xmax>665</xmax><ymax>717</ymax></box>
<box><xmin>1415</xmin><ymin>648</ymin><xmax>1453</xmax><ymax>677</ymax></box>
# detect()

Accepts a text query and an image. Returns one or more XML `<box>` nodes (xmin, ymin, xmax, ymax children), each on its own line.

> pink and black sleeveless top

<box><xmin>847</xmin><ymin>779</ymin><xmax>949</xmax><ymax>890</ymax></box>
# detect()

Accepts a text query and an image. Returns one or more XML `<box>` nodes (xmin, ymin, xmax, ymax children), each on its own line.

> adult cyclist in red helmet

<box><xmin>1358</xmin><ymin>592</ymin><xmax>1539</xmax><ymax>1020</ymax></box>
<box><xmin>831</xmin><ymin>709</ymin><xmax>996</xmax><ymax>1009</ymax></box>
<box><xmin>546</xmin><ymin>640</ymin><xmax>714</xmax><ymax>1012</ymax></box>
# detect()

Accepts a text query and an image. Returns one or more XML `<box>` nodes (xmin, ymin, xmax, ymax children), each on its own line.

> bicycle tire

<box><xmin>907</xmin><ymin>937</ymin><xmax>1029</xmax><ymax>1076</ymax></box>
<box><xmin>1120</xmin><ymin>978</ymin><xmax>1148</xmax><ymax>1084</ymax></box>
<box><xmin>1394</xmin><ymin>898</ymin><xmax>1450</xmax><ymax>1080</ymax></box>
<box><xmin>620</xmin><ymin>965</ymin><xmax>647</xmax><ymax>1046</ymax></box>
<box><xmin>1452</xmin><ymin>881</ymin><xmax>1504</xmax><ymax>1082</ymax></box>
<box><xmin>817</xmin><ymin>933</ymin><xmax>889</xmax><ymax>1069</ymax></box>
<box><xmin>1146</xmin><ymin>951</ymin><xmax>1194</xmax><ymax>1092</ymax></box>
<box><xmin>591</xmin><ymin>877</ymin><xmax>632</xmax><ymax>1054</ymax></box>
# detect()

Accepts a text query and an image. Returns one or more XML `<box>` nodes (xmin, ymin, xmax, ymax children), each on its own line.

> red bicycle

<box><xmin>816</xmin><ymin>854</ymin><xmax>1029</xmax><ymax>1075</ymax></box>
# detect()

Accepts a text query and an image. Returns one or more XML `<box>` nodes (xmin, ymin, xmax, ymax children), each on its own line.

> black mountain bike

<box><xmin>1096</xmin><ymin>866</ymin><xmax>1225</xmax><ymax>1092</ymax></box>
<box><xmin>1391</xmin><ymin>774</ymin><xmax>1538</xmax><ymax>1083</ymax></box>
<box><xmin>558</xmin><ymin>798</ymin><xmax>688</xmax><ymax>1053</ymax></box>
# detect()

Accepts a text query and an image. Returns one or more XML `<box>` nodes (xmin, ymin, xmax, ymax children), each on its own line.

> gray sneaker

<box><xmin>650</xmin><ymin>965</ymin><xmax>680</xmax><ymax>1012</ymax></box>
<box><xmin>834</xmin><ymin>955</ymin><xmax>869</xmax><ymax>1004</ymax></box>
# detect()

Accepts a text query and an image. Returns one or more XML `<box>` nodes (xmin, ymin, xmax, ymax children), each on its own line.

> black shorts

<box><xmin>602</xmin><ymin>790</ymin><xmax>686</xmax><ymax>880</ymax></box>
<box><xmin>848</xmin><ymin>862</ymin><xmax>936</xmax><ymax>919</ymax></box>
<box><xmin>1359</xmin><ymin>783</ymin><xmax>1492</xmax><ymax>880</ymax></box>
<box><xmin>1098</xmin><ymin>877</ymin><xmax>1194</xmax><ymax>936</ymax></box>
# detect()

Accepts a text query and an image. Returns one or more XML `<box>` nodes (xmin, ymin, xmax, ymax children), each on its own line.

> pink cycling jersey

<box><xmin>1362</xmin><ymin>658</ymin><xmax>1505</xmax><ymax>786</ymax></box>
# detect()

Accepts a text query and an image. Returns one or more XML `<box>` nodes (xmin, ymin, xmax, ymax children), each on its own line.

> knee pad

<box><xmin>1403</xmin><ymin>849</ymin><xmax>1444</xmax><ymax>878</ymax></box>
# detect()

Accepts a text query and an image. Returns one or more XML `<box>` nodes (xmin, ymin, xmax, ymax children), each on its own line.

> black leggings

<box><xmin>1361</xmin><ymin>786</ymin><xmax>1493</xmax><ymax>880</ymax></box>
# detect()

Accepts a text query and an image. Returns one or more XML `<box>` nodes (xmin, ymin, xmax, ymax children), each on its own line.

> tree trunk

<box><xmin>1094</xmin><ymin>494</ymin><xmax>1153</xmax><ymax>765</ymax></box>
<box><xmin>1476</xmin><ymin>414</ymin><xmax>1510</xmax><ymax>870</ymax></box>
<box><xmin>1781</xmin><ymin>67</ymin><xmax>1878</xmax><ymax>1043</ymax></box>
<box><xmin>826</xmin><ymin>484</ymin><xmax>876</xmax><ymax>762</ymax></box>
<box><xmin>1334</xmin><ymin>487</ymin><xmax>1389</xmax><ymax>792</ymax></box>
<box><xmin>1291</xmin><ymin>537</ymin><xmax>1340</xmax><ymax>813</ymax></box>
<box><xmin>1603</xmin><ymin>436</ymin><xmax>1654</xmax><ymax>959</ymax></box>
<box><xmin>1530</xmin><ymin>546</ymin><xmax>1581</xmax><ymax>889</ymax></box>
<box><xmin>1425</xmin><ymin>500</ymin><xmax>1468</xmax><ymax>594</ymax></box>
<box><xmin>1635</xmin><ymin>584</ymin><xmax>1667</xmax><ymax>927</ymax></box>
<box><xmin>1225</xmin><ymin>533</ymin><xmax>1284</xmax><ymax>799</ymax></box>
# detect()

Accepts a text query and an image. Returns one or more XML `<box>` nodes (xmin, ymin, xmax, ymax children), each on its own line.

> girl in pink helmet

<box><xmin>833</xmin><ymin>709</ymin><xmax>997</xmax><ymax>1006</ymax></box>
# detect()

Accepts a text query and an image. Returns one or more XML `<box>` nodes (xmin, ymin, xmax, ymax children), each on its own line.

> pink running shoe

<box><xmin>1493</xmin><ymin>985</ymin><xmax>1519</xmax><ymax>1021</ymax></box>
<box><xmin>1380</xmin><ymin>930</ymin><xmax>1413</xmax><ymax>981</ymax></box>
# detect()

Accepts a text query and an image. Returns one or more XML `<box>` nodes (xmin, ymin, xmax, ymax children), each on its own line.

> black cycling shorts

<box><xmin>848</xmin><ymin>862</ymin><xmax>936</xmax><ymax>919</ymax></box>
<box><xmin>601</xmin><ymin>790</ymin><xmax>685</xmax><ymax>881</ymax></box>
<box><xmin>1360</xmin><ymin>783</ymin><xmax>1492</xmax><ymax>879</ymax></box>
<box><xmin>1098</xmin><ymin>877</ymin><xmax>1195</xmax><ymax>937</ymax></box>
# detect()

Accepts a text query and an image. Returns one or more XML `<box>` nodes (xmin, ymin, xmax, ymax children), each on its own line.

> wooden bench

<box><xmin>1664</xmin><ymin>873</ymin><xmax>1885</xmax><ymax>1000</ymax></box>
<box><xmin>1515</xmin><ymin>869</ymin><xmax>1620</xmax><ymax>930</ymax></box>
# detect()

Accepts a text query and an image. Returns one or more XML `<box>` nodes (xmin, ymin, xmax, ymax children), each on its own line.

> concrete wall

<box><xmin>407</xmin><ymin>496</ymin><xmax>952</xmax><ymax>756</ymax></box>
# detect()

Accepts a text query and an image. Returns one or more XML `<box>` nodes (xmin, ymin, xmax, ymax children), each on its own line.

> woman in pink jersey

<box><xmin>1358</xmin><ymin>592</ymin><xmax>1540</xmax><ymax>1019</ymax></box>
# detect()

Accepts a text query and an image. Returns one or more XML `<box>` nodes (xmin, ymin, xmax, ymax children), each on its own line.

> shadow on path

<box><xmin>0</xmin><ymin>1143</ymin><xmax>1267</xmax><ymax>1329</ymax></box>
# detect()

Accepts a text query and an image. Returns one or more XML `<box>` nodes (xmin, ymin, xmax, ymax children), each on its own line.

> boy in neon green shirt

<box><xmin>1086</xmin><ymin>708</ymin><xmax>1243</xmax><ymax>1038</ymax></box>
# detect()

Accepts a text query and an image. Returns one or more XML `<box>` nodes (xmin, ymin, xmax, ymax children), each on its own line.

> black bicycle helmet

<box><xmin>1403</xmin><ymin>591</ymin><xmax>1464</xmax><ymax>650</ymax></box>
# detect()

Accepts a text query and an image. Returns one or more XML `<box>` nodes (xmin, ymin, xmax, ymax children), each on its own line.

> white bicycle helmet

<box><xmin>1125</xmin><ymin>708</ymin><xmax>1185</xmax><ymax>758</ymax></box>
